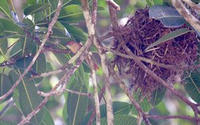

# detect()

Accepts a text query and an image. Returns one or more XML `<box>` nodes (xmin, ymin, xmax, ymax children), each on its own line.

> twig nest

<box><xmin>113</xmin><ymin>8</ymin><xmax>199</xmax><ymax>96</ymax></box>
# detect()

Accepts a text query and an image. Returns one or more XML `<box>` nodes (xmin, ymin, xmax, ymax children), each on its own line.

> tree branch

<box><xmin>18</xmin><ymin>56</ymin><xmax>84</xmax><ymax>125</ymax></box>
<box><xmin>146</xmin><ymin>114</ymin><xmax>200</xmax><ymax>121</ymax></box>
<box><xmin>81</xmin><ymin>0</ymin><xmax>114</xmax><ymax>125</ymax></box>
<box><xmin>122</xmin><ymin>44</ymin><xmax>200</xmax><ymax>125</ymax></box>
<box><xmin>111</xmin><ymin>69</ymin><xmax>152</xmax><ymax>125</ymax></box>
<box><xmin>89</xmin><ymin>55</ymin><xmax>101</xmax><ymax>125</ymax></box>
<box><xmin>0</xmin><ymin>0</ymin><xmax>63</xmax><ymax>102</ymax></box>
<box><xmin>171</xmin><ymin>0</ymin><xmax>200</xmax><ymax>32</ymax></box>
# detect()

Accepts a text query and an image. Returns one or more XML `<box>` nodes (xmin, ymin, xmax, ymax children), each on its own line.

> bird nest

<box><xmin>113</xmin><ymin>8</ymin><xmax>199</xmax><ymax>96</ymax></box>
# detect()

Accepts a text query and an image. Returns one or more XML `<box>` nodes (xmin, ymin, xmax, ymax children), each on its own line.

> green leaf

<box><xmin>32</xmin><ymin>54</ymin><xmax>46</xmax><ymax>83</ymax></box>
<box><xmin>9</xmin><ymin>35</ymin><xmax>36</xmax><ymax>58</ymax></box>
<box><xmin>12</xmin><ymin>54</ymin><xmax>46</xmax><ymax>82</ymax></box>
<box><xmin>52</xmin><ymin>22</ymin><xmax>72</xmax><ymax>45</ymax></box>
<box><xmin>0</xmin><ymin>18</ymin><xmax>22</xmax><ymax>36</ymax></box>
<box><xmin>149</xmin><ymin>5</ymin><xmax>185</xmax><ymax>27</ymax></box>
<box><xmin>155</xmin><ymin>102</ymin><xmax>169</xmax><ymax>115</ymax></box>
<box><xmin>14</xmin><ymin>55</ymin><xmax>33</xmax><ymax>70</ymax></box>
<box><xmin>81</xmin><ymin>101</ymin><xmax>132</xmax><ymax>125</ymax></box>
<box><xmin>24</xmin><ymin>4</ymin><xmax>50</xmax><ymax>15</ymax></box>
<box><xmin>63</xmin><ymin>65</ymin><xmax>89</xmax><ymax>125</ymax></box>
<box><xmin>64</xmin><ymin>83</ymin><xmax>88</xmax><ymax>125</ymax></box>
<box><xmin>0</xmin><ymin>38</ymin><xmax>8</xmax><ymax>55</ymax></box>
<box><xmin>192</xmin><ymin>0</ymin><xmax>200</xmax><ymax>3</ymax></box>
<box><xmin>153</xmin><ymin>0</ymin><xmax>163</xmax><ymax>5</ymax></box>
<box><xmin>18</xmin><ymin>78</ymin><xmax>44</xmax><ymax>125</ymax></box>
<box><xmin>100</xmin><ymin>101</ymin><xmax>132</xmax><ymax>118</ymax></box>
<box><xmin>0</xmin><ymin>74</ymin><xmax>13</xmax><ymax>101</ymax></box>
<box><xmin>54</xmin><ymin>53</ymin><xmax>69</xmax><ymax>64</ymax></box>
<box><xmin>100</xmin><ymin>115</ymin><xmax>144</xmax><ymax>125</ymax></box>
<box><xmin>148</xmin><ymin>108</ymin><xmax>164</xmax><ymax>125</ymax></box>
<box><xmin>9</xmin><ymin>39</ymin><xmax>23</xmax><ymax>58</ymax></box>
<box><xmin>145</xmin><ymin>28</ymin><xmax>191</xmax><ymax>51</ymax></box>
<box><xmin>82</xmin><ymin>62</ymin><xmax>91</xmax><ymax>73</ymax></box>
<box><xmin>59</xmin><ymin>4</ymin><xmax>83</xmax><ymax>23</ymax></box>
<box><xmin>60</xmin><ymin>22</ymin><xmax>87</xmax><ymax>42</ymax></box>
<box><xmin>9</xmin><ymin>36</ymin><xmax>46</xmax><ymax>81</ymax></box>
<box><xmin>48</xmin><ymin>0</ymin><xmax>59</xmax><ymax>10</ymax></box>
<box><xmin>40</xmin><ymin>107</ymin><xmax>54</xmax><ymax>125</ymax></box>
<box><xmin>150</xmin><ymin>86</ymin><xmax>166</xmax><ymax>106</ymax></box>
<box><xmin>26</xmin><ymin>0</ymin><xmax>36</xmax><ymax>5</ymax></box>
<box><xmin>146</xmin><ymin>0</ymin><xmax>154</xmax><ymax>6</ymax></box>
<box><xmin>131</xmin><ymin>92</ymin><xmax>152</xmax><ymax>115</ymax></box>
<box><xmin>184</xmin><ymin>70</ymin><xmax>200</xmax><ymax>103</ymax></box>
<box><xmin>0</xmin><ymin>0</ymin><xmax>11</xmax><ymax>19</ymax></box>
<box><xmin>0</xmin><ymin>120</ymin><xmax>16</xmax><ymax>125</ymax></box>
<box><xmin>0</xmin><ymin>105</ymin><xmax>22</xmax><ymax>124</ymax></box>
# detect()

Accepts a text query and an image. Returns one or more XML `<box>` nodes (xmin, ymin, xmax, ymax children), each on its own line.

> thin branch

<box><xmin>146</xmin><ymin>114</ymin><xmax>200</xmax><ymax>121</ymax></box>
<box><xmin>111</xmin><ymin>69</ymin><xmax>151</xmax><ymax>125</ymax></box>
<box><xmin>171</xmin><ymin>0</ymin><xmax>200</xmax><ymax>32</ymax></box>
<box><xmin>0</xmin><ymin>98</ymin><xmax>14</xmax><ymax>117</ymax></box>
<box><xmin>30</xmin><ymin>68</ymin><xmax>66</xmax><ymax>79</ymax></box>
<box><xmin>181</xmin><ymin>0</ymin><xmax>200</xmax><ymax>11</ymax></box>
<box><xmin>92</xmin><ymin>0</ymin><xmax>98</xmax><ymax>26</ymax></box>
<box><xmin>109</xmin><ymin>49</ymin><xmax>177</xmax><ymax>70</ymax></box>
<box><xmin>122</xmin><ymin>44</ymin><xmax>200</xmax><ymax>124</ymax></box>
<box><xmin>18</xmin><ymin>95</ymin><xmax>49</xmax><ymax>125</ymax></box>
<box><xmin>18</xmin><ymin>56</ymin><xmax>83</xmax><ymax>125</ymax></box>
<box><xmin>68</xmin><ymin>37</ymin><xmax>93</xmax><ymax>64</ymax></box>
<box><xmin>99</xmin><ymin>31</ymin><xmax>113</xmax><ymax>41</ymax></box>
<box><xmin>89</xmin><ymin>55</ymin><xmax>101</xmax><ymax>125</ymax></box>
<box><xmin>88</xmin><ymin>85</ymin><xmax>106</xmax><ymax>125</ymax></box>
<box><xmin>17</xmin><ymin>37</ymin><xmax>89</xmax><ymax>124</ymax></box>
<box><xmin>30</xmin><ymin>63</ymin><xmax>72</xmax><ymax>79</ymax></box>
<box><xmin>0</xmin><ymin>0</ymin><xmax>63</xmax><ymax>102</ymax></box>
<box><xmin>81</xmin><ymin>0</ymin><xmax>114</xmax><ymax>125</ymax></box>
<box><xmin>106</xmin><ymin>0</ymin><xmax>199</xmax><ymax>123</ymax></box>
<box><xmin>38</xmin><ymin>88</ymin><xmax>91</xmax><ymax>97</ymax></box>
<box><xmin>106</xmin><ymin>1</ymin><xmax>152</xmax><ymax>124</ymax></box>
<box><xmin>24</xmin><ymin>29</ymin><xmax>70</xmax><ymax>54</ymax></box>
<box><xmin>64</xmin><ymin>88</ymin><xmax>92</xmax><ymax>97</ymax></box>
<box><xmin>106</xmin><ymin>0</ymin><xmax>120</xmax><ymax>11</ymax></box>
<box><xmin>196</xmin><ymin>103</ymin><xmax>200</xmax><ymax>106</ymax></box>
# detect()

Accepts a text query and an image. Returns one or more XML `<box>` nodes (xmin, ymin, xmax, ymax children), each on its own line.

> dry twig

<box><xmin>0</xmin><ymin>0</ymin><xmax>62</xmax><ymax>102</ymax></box>
<box><xmin>122</xmin><ymin>45</ymin><xmax>200</xmax><ymax>125</ymax></box>
<box><xmin>171</xmin><ymin>0</ymin><xmax>200</xmax><ymax>32</ymax></box>
<box><xmin>146</xmin><ymin>114</ymin><xmax>200</xmax><ymax>121</ymax></box>
<box><xmin>17</xmin><ymin>1</ymin><xmax>63</xmax><ymax>124</ymax></box>
<box><xmin>111</xmin><ymin>69</ymin><xmax>152</xmax><ymax>125</ymax></box>
<box><xmin>81</xmin><ymin>0</ymin><xmax>114</xmax><ymax>125</ymax></box>
<box><xmin>18</xmin><ymin>57</ymin><xmax>84</xmax><ymax>125</ymax></box>
<box><xmin>89</xmin><ymin>55</ymin><xmax>101</xmax><ymax>125</ymax></box>
<box><xmin>106</xmin><ymin>0</ymin><xmax>152</xmax><ymax>124</ymax></box>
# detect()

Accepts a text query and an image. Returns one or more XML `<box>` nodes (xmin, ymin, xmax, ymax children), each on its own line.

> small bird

<box><xmin>66</xmin><ymin>41</ymin><xmax>83</xmax><ymax>54</ymax></box>
<box><xmin>66</xmin><ymin>41</ymin><xmax>99</xmax><ymax>70</ymax></box>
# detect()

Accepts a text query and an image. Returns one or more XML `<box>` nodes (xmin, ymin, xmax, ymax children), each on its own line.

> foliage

<box><xmin>0</xmin><ymin>0</ymin><xmax>199</xmax><ymax>125</ymax></box>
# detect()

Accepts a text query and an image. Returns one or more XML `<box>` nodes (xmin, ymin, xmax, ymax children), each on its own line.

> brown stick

<box><xmin>106</xmin><ymin>1</ymin><xmax>152</xmax><ymax>124</ymax></box>
<box><xmin>89</xmin><ymin>56</ymin><xmax>101</xmax><ymax>125</ymax></box>
<box><xmin>18</xmin><ymin>57</ymin><xmax>84</xmax><ymax>125</ymax></box>
<box><xmin>81</xmin><ymin>0</ymin><xmax>114</xmax><ymax>125</ymax></box>
<box><xmin>171</xmin><ymin>0</ymin><xmax>200</xmax><ymax>32</ymax></box>
<box><xmin>0</xmin><ymin>0</ymin><xmax>62</xmax><ymax>102</ymax></box>
<box><xmin>146</xmin><ymin>114</ymin><xmax>200</xmax><ymax>121</ymax></box>
<box><xmin>112</xmin><ymin>70</ymin><xmax>152</xmax><ymax>125</ymax></box>
<box><xmin>122</xmin><ymin>44</ymin><xmax>200</xmax><ymax>125</ymax></box>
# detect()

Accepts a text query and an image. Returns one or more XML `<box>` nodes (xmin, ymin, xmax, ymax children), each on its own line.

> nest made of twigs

<box><xmin>113</xmin><ymin>8</ymin><xmax>199</xmax><ymax>96</ymax></box>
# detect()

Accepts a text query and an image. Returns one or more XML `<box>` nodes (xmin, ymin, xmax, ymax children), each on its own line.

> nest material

<box><xmin>114</xmin><ymin>8</ymin><xmax>198</xmax><ymax>96</ymax></box>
